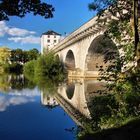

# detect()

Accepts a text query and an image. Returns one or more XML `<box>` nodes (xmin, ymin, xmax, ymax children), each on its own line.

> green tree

<box><xmin>24</xmin><ymin>52</ymin><xmax>65</xmax><ymax>81</ymax></box>
<box><xmin>0</xmin><ymin>47</ymin><xmax>11</xmax><ymax>65</ymax></box>
<box><xmin>10</xmin><ymin>48</ymin><xmax>23</xmax><ymax>64</ymax></box>
<box><xmin>27</xmin><ymin>48</ymin><xmax>40</xmax><ymax>61</ymax></box>
<box><xmin>34</xmin><ymin>53</ymin><xmax>64</xmax><ymax>80</ymax></box>
<box><xmin>88</xmin><ymin>0</ymin><xmax>140</xmax><ymax>69</ymax></box>
<box><xmin>0</xmin><ymin>0</ymin><xmax>54</xmax><ymax>21</ymax></box>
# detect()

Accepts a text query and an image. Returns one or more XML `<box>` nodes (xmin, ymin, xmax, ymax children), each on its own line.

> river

<box><xmin>0</xmin><ymin>74</ymin><xmax>140</xmax><ymax>140</ymax></box>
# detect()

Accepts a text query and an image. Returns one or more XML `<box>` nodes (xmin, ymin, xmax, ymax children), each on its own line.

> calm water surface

<box><xmin>0</xmin><ymin>83</ymin><xmax>77</xmax><ymax>140</ymax></box>
<box><xmin>1</xmin><ymin>75</ymin><xmax>140</xmax><ymax>140</ymax></box>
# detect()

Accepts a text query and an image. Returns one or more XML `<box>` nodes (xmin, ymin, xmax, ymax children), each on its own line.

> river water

<box><xmin>0</xmin><ymin>74</ymin><xmax>140</xmax><ymax>140</ymax></box>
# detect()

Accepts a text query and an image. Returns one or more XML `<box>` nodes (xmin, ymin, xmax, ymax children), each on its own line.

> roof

<box><xmin>42</xmin><ymin>30</ymin><xmax>61</xmax><ymax>36</ymax></box>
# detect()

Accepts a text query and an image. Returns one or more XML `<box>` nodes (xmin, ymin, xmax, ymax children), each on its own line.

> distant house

<box><xmin>41</xmin><ymin>30</ymin><xmax>61</xmax><ymax>54</ymax></box>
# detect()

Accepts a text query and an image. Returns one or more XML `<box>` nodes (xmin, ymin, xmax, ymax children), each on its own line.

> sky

<box><xmin>0</xmin><ymin>0</ymin><xmax>96</xmax><ymax>51</ymax></box>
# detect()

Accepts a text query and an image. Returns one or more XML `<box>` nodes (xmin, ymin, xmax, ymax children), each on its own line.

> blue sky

<box><xmin>0</xmin><ymin>0</ymin><xmax>95</xmax><ymax>51</ymax></box>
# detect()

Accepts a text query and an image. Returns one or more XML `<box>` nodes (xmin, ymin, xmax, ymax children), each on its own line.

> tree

<box><xmin>0</xmin><ymin>0</ymin><xmax>54</xmax><ymax>21</ymax></box>
<box><xmin>0</xmin><ymin>47</ymin><xmax>11</xmax><ymax>65</ymax></box>
<box><xmin>88</xmin><ymin>0</ymin><xmax>140</xmax><ymax>69</ymax></box>
<box><xmin>10</xmin><ymin>48</ymin><xmax>40</xmax><ymax>64</ymax></box>
<box><xmin>10</xmin><ymin>48</ymin><xmax>23</xmax><ymax>63</ymax></box>
<box><xmin>133</xmin><ymin>0</ymin><xmax>140</xmax><ymax>69</ymax></box>
<box><xmin>88</xmin><ymin>1</ymin><xmax>140</xmax><ymax>113</ymax></box>
<box><xmin>27</xmin><ymin>48</ymin><xmax>40</xmax><ymax>61</ymax></box>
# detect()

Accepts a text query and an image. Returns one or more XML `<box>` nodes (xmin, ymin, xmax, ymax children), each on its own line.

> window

<box><xmin>48</xmin><ymin>35</ymin><xmax>50</xmax><ymax>38</ymax></box>
<box><xmin>47</xmin><ymin>39</ymin><xmax>50</xmax><ymax>43</ymax></box>
<box><xmin>54</xmin><ymin>40</ymin><xmax>57</xmax><ymax>43</ymax></box>
<box><xmin>54</xmin><ymin>35</ymin><xmax>56</xmax><ymax>38</ymax></box>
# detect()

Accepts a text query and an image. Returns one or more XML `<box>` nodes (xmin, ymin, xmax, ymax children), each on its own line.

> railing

<box><xmin>50</xmin><ymin>12</ymin><xmax>112</xmax><ymax>53</ymax></box>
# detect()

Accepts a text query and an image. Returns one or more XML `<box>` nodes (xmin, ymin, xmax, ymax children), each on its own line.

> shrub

<box><xmin>34</xmin><ymin>53</ymin><xmax>65</xmax><ymax>81</ymax></box>
<box><xmin>23</xmin><ymin>60</ymin><xmax>36</xmax><ymax>76</ymax></box>
<box><xmin>23</xmin><ymin>52</ymin><xmax>65</xmax><ymax>82</ymax></box>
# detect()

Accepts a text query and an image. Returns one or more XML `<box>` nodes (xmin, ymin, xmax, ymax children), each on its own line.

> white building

<box><xmin>41</xmin><ymin>30</ymin><xmax>61</xmax><ymax>54</ymax></box>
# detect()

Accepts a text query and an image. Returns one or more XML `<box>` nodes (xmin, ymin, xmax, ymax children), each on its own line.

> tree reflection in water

<box><xmin>1</xmin><ymin>73</ymin><xmax>140</xmax><ymax>140</ymax></box>
<box><xmin>78</xmin><ymin>84</ymin><xmax>140</xmax><ymax>140</ymax></box>
<box><xmin>0</xmin><ymin>73</ymin><xmax>36</xmax><ymax>93</ymax></box>
<box><xmin>38</xmin><ymin>78</ymin><xmax>140</xmax><ymax>140</ymax></box>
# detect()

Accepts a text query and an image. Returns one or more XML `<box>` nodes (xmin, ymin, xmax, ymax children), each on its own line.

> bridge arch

<box><xmin>65</xmin><ymin>50</ymin><xmax>76</xmax><ymax>70</ymax></box>
<box><xmin>84</xmin><ymin>34</ymin><xmax>118</xmax><ymax>72</ymax></box>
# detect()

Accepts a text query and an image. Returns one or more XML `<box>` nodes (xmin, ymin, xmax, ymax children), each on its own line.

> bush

<box><xmin>23</xmin><ymin>60</ymin><xmax>36</xmax><ymax>76</ymax></box>
<box><xmin>23</xmin><ymin>52</ymin><xmax>65</xmax><ymax>82</ymax></box>
<box><xmin>34</xmin><ymin>53</ymin><xmax>65</xmax><ymax>80</ymax></box>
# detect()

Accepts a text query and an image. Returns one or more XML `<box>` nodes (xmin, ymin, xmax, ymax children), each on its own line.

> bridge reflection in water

<box><xmin>41</xmin><ymin>79</ymin><xmax>105</xmax><ymax>127</ymax></box>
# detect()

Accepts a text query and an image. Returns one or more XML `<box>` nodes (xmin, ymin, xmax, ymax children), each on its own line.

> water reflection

<box><xmin>0</xmin><ymin>74</ymin><xmax>39</xmax><ymax>112</ymax></box>
<box><xmin>41</xmin><ymin>78</ymin><xmax>140</xmax><ymax>139</ymax></box>
<box><xmin>0</xmin><ymin>73</ymin><xmax>36</xmax><ymax>93</ymax></box>
<box><xmin>0</xmin><ymin>74</ymin><xmax>140</xmax><ymax>140</ymax></box>
<box><xmin>0</xmin><ymin>74</ymin><xmax>76</xmax><ymax>140</ymax></box>
<box><xmin>41</xmin><ymin>92</ymin><xmax>58</xmax><ymax>108</ymax></box>
<box><xmin>0</xmin><ymin>95</ymin><xmax>34</xmax><ymax>112</ymax></box>
<box><xmin>41</xmin><ymin>78</ymin><xmax>106</xmax><ymax>127</ymax></box>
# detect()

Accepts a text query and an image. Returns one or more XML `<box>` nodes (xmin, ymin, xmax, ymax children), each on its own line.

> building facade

<box><xmin>41</xmin><ymin>30</ymin><xmax>61</xmax><ymax>54</ymax></box>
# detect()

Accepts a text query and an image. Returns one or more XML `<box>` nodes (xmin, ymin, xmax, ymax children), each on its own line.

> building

<box><xmin>41</xmin><ymin>30</ymin><xmax>61</xmax><ymax>54</ymax></box>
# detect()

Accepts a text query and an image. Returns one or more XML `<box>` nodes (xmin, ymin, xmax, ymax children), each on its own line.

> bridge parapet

<box><xmin>51</xmin><ymin>12</ymin><xmax>112</xmax><ymax>53</ymax></box>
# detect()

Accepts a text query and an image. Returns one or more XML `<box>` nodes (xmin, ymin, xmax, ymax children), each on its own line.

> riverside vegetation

<box><xmin>0</xmin><ymin>47</ymin><xmax>39</xmax><ymax>74</ymax></box>
<box><xmin>76</xmin><ymin>0</ymin><xmax>140</xmax><ymax>139</ymax></box>
<box><xmin>0</xmin><ymin>48</ymin><xmax>65</xmax><ymax>95</ymax></box>
<box><xmin>23</xmin><ymin>52</ymin><xmax>65</xmax><ymax>92</ymax></box>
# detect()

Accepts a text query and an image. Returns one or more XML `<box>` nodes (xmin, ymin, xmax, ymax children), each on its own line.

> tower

<box><xmin>41</xmin><ymin>30</ymin><xmax>61</xmax><ymax>54</ymax></box>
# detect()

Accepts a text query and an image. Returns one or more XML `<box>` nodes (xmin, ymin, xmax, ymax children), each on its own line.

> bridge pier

<box><xmin>68</xmin><ymin>70</ymin><xmax>99</xmax><ymax>78</ymax></box>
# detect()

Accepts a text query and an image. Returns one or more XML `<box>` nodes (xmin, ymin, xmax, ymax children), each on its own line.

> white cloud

<box><xmin>8</xmin><ymin>35</ymin><xmax>40</xmax><ymax>44</ymax></box>
<box><xmin>0</xmin><ymin>21</ymin><xmax>36</xmax><ymax>37</ymax></box>
<box><xmin>0</xmin><ymin>21</ymin><xmax>8</xmax><ymax>37</ymax></box>
<box><xmin>7</xmin><ymin>27</ymin><xmax>35</xmax><ymax>36</ymax></box>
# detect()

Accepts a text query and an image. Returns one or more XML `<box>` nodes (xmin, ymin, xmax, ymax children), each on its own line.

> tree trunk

<box><xmin>134</xmin><ymin>0</ymin><xmax>140</xmax><ymax>69</ymax></box>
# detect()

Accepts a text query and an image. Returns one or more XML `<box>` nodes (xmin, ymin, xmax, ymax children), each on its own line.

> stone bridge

<box><xmin>50</xmin><ymin>13</ymin><xmax>120</xmax><ymax>78</ymax></box>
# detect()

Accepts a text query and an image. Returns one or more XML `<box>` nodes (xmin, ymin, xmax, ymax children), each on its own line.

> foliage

<box><xmin>27</xmin><ymin>48</ymin><xmax>39</xmax><ymax>61</ymax></box>
<box><xmin>23</xmin><ymin>52</ymin><xmax>65</xmax><ymax>91</ymax></box>
<box><xmin>78</xmin><ymin>1</ymin><xmax>140</xmax><ymax>138</ymax></box>
<box><xmin>88</xmin><ymin>0</ymin><xmax>132</xmax><ymax>20</ymax></box>
<box><xmin>23</xmin><ymin>60</ymin><xmax>36</xmax><ymax>76</ymax></box>
<box><xmin>78</xmin><ymin>118</ymin><xmax>140</xmax><ymax>140</ymax></box>
<box><xmin>0</xmin><ymin>0</ymin><xmax>54</xmax><ymax>21</ymax></box>
<box><xmin>78</xmin><ymin>77</ymin><xmax>140</xmax><ymax>138</ymax></box>
<box><xmin>34</xmin><ymin>53</ymin><xmax>65</xmax><ymax>81</ymax></box>
<box><xmin>0</xmin><ymin>47</ymin><xmax>11</xmax><ymax>73</ymax></box>
<box><xmin>88</xmin><ymin>0</ymin><xmax>137</xmax><ymax>91</ymax></box>
<box><xmin>10</xmin><ymin>48</ymin><xmax>40</xmax><ymax>64</ymax></box>
<box><xmin>0</xmin><ymin>47</ymin><xmax>11</xmax><ymax>65</ymax></box>
<box><xmin>89</xmin><ymin>0</ymin><xmax>140</xmax><ymax>69</ymax></box>
<box><xmin>0</xmin><ymin>48</ymin><xmax>40</xmax><ymax>74</ymax></box>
